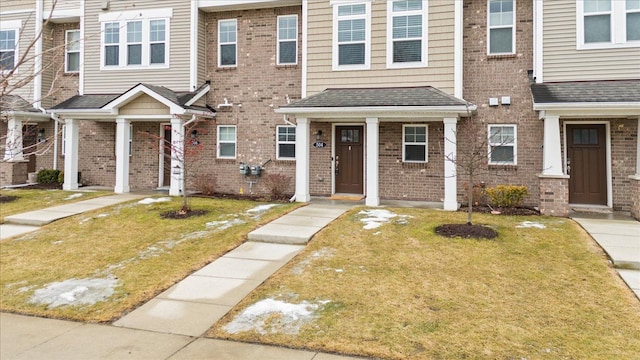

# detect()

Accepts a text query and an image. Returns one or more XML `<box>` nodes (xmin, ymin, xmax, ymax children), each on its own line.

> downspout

<box><xmin>34</xmin><ymin>0</ymin><xmax>44</xmax><ymax>108</ymax></box>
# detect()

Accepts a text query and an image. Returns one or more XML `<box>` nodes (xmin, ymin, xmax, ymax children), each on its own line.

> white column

<box><xmin>365</xmin><ymin>117</ymin><xmax>380</xmax><ymax>206</ymax></box>
<box><xmin>3</xmin><ymin>118</ymin><xmax>24</xmax><ymax>161</ymax></box>
<box><xmin>295</xmin><ymin>117</ymin><xmax>310</xmax><ymax>202</ymax></box>
<box><xmin>443</xmin><ymin>117</ymin><xmax>458</xmax><ymax>211</ymax></box>
<box><xmin>169</xmin><ymin>117</ymin><xmax>184</xmax><ymax>196</ymax></box>
<box><xmin>114</xmin><ymin>118</ymin><xmax>131</xmax><ymax>193</ymax></box>
<box><xmin>541</xmin><ymin>114</ymin><xmax>564</xmax><ymax>176</ymax></box>
<box><xmin>63</xmin><ymin>119</ymin><xmax>79</xmax><ymax>190</ymax></box>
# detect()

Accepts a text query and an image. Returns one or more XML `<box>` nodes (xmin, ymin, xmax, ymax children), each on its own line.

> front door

<box><xmin>162</xmin><ymin>125</ymin><xmax>172</xmax><ymax>187</ymax></box>
<box><xmin>22</xmin><ymin>125</ymin><xmax>37</xmax><ymax>173</ymax></box>
<box><xmin>567</xmin><ymin>124</ymin><xmax>607</xmax><ymax>205</ymax></box>
<box><xmin>335</xmin><ymin>126</ymin><xmax>363</xmax><ymax>194</ymax></box>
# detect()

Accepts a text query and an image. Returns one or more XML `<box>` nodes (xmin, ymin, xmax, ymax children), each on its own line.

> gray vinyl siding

<box><xmin>306</xmin><ymin>0</ymin><xmax>455</xmax><ymax>96</ymax></box>
<box><xmin>44</xmin><ymin>0</ymin><xmax>82</xmax><ymax>14</ymax></box>
<box><xmin>2</xmin><ymin>12</ymin><xmax>37</xmax><ymax>103</ymax></box>
<box><xmin>40</xmin><ymin>22</ymin><xmax>55</xmax><ymax>109</ymax></box>
<box><xmin>83</xmin><ymin>0</ymin><xmax>192</xmax><ymax>94</ymax></box>
<box><xmin>543</xmin><ymin>0</ymin><xmax>640</xmax><ymax>82</ymax></box>
<box><xmin>0</xmin><ymin>0</ymin><xmax>34</xmax><ymax>13</ymax></box>
<box><xmin>198</xmin><ymin>10</ymin><xmax>207</xmax><ymax>88</ymax></box>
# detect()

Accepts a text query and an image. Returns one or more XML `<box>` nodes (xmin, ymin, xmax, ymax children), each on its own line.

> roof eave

<box><xmin>275</xmin><ymin>105</ymin><xmax>476</xmax><ymax>118</ymax></box>
<box><xmin>534</xmin><ymin>102</ymin><xmax>640</xmax><ymax>118</ymax></box>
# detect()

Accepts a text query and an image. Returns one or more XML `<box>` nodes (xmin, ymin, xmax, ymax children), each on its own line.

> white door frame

<box><xmin>332</xmin><ymin>122</ymin><xmax>367</xmax><ymax>195</ymax></box>
<box><xmin>158</xmin><ymin>123</ymin><xmax>171</xmax><ymax>188</ymax></box>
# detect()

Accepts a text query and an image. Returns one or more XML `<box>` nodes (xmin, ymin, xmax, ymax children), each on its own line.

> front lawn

<box><xmin>0</xmin><ymin>196</ymin><xmax>297</xmax><ymax>322</ymax></box>
<box><xmin>0</xmin><ymin>189</ymin><xmax>111</xmax><ymax>223</ymax></box>
<box><xmin>210</xmin><ymin>208</ymin><xmax>640</xmax><ymax>359</ymax></box>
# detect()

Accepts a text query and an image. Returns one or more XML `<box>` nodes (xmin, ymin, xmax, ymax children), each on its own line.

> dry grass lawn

<box><xmin>0</xmin><ymin>189</ymin><xmax>111</xmax><ymax>223</ymax></box>
<box><xmin>210</xmin><ymin>208</ymin><xmax>640</xmax><ymax>359</ymax></box>
<box><xmin>0</xmin><ymin>196</ymin><xmax>297</xmax><ymax>322</ymax></box>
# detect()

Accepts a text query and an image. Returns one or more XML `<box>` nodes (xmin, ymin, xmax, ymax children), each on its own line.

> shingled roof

<box><xmin>0</xmin><ymin>95</ymin><xmax>41</xmax><ymax>112</ymax></box>
<box><xmin>51</xmin><ymin>94</ymin><xmax>119</xmax><ymax>110</ymax></box>
<box><xmin>282</xmin><ymin>86</ymin><xmax>470</xmax><ymax>108</ymax></box>
<box><xmin>531</xmin><ymin>79</ymin><xmax>640</xmax><ymax>104</ymax></box>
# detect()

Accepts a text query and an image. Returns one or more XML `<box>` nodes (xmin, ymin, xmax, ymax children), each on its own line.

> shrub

<box><xmin>262</xmin><ymin>172</ymin><xmax>292</xmax><ymax>200</ymax></box>
<box><xmin>37</xmin><ymin>169</ymin><xmax>61</xmax><ymax>184</ymax></box>
<box><xmin>193</xmin><ymin>173</ymin><xmax>217</xmax><ymax>196</ymax></box>
<box><xmin>464</xmin><ymin>182</ymin><xmax>489</xmax><ymax>206</ymax></box>
<box><xmin>57</xmin><ymin>171</ymin><xmax>64</xmax><ymax>184</ymax></box>
<box><xmin>486</xmin><ymin>185</ymin><xmax>529</xmax><ymax>208</ymax></box>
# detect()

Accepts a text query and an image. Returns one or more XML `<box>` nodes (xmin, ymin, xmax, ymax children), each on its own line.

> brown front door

<box><xmin>567</xmin><ymin>124</ymin><xmax>607</xmax><ymax>205</ymax></box>
<box><xmin>23</xmin><ymin>125</ymin><xmax>37</xmax><ymax>173</ymax></box>
<box><xmin>335</xmin><ymin>126</ymin><xmax>363</xmax><ymax>194</ymax></box>
<box><xmin>162</xmin><ymin>125</ymin><xmax>172</xmax><ymax>187</ymax></box>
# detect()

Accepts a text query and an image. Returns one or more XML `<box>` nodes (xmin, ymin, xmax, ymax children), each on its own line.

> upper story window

<box><xmin>332</xmin><ymin>1</ymin><xmax>371</xmax><ymax>70</ymax></box>
<box><xmin>387</xmin><ymin>0</ymin><xmax>428</xmax><ymax>68</ymax></box>
<box><xmin>488</xmin><ymin>0</ymin><xmax>515</xmax><ymax>55</ymax></box>
<box><xmin>99</xmin><ymin>8</ymin><xmax>171</xmax><ymax>69</ymax></box>
<box><xmin>217</xmin><ymin>125</ymin><xmax>236</xmax><ymax>159</ymax></box>
<box><xmin>403</xmin><ymin>124</ymin><xmax>428</xmax><ymax>163</ymax></box>
<box><xmin>65</xmin><ymin>30</ymin><xmax>80</xmax><ymax>73</ymax></box>
<box><xmin>219</xmin><ymin>19</ymin><xmax>237</xmax><ymax>67</ymax></box>
<box><xmin>488</xmin><ymin>125</ymin><xmax>516</xmax><ymax>165</ymax></box>
<box><xmin>0</xmin><ymin>28</ymin><xmax>18</xmax><ymax>72</ymax></box>
<box><xmin>577</xmin><ymin>0</ymin><xmax>640</xmax><ymax>49</ymax></box>
<box><xmin>276</xmin><ymin>125</ymin><xmax>296</xmax><ymax>160</ymax></box>
<box><xmin>277</xmin><ymin>15</ymin><xmax>298</xmax><ymax>65</ymax></box>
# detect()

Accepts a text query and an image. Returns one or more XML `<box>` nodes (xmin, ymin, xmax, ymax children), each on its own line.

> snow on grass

<box><xmin>291</xmin><ymin>247</ymin><xmax>335</xmax><ymax>275</ymax></box>
<box><xmin>245</xmin><ymin>204</ymin><xmax>280</xmax><ymax>219</ymax></box>
<box><xmin>137</xmin><ymin>197</ymin><xmax>171</xmax><ymax>205</ymax></box>
<box><xmin>64</xmin><ymin>193</ymin><xmax>83</xmax><ymax>200</ymax></box>
<box><xmin>29</xmin><ymin>278</ymin><xmax>118</xmax><ymax>308</ymax></box>
<box><xmin>206</xmin><ymin>218</ymin><xmax>246</xmax><ymax>231</ymax></box>
<box><xmin>516</xmin><ymin>221</ymin><xmax>547</xmax><ymax>229</ymax></box>
<box><xmin>224</xmin><ymin>298</ymin><xmax>329</xmax><ymax>335</ymax></box>
<box><xmin>357</xmin><ymin>209</ymin><xmax>411</xmax><ymax>230</ymax></box>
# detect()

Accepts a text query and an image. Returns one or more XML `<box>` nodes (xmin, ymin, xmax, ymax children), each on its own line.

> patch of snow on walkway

<box><xmin>224</xmin><ymin>298</ymin><xmax>328</xmax><ymax>335</ymax></box>
<box><xmin>138</xmin><ymin>197</ymin><xmax>171</xmax><ymax>205</ymax></box>
<box><xmin>29</xmin><ymin>278</ymin><xmax>118</xmax><ymax>308</ymax></box>
<box><xmin>64</xmin><ymin>193</ymin><xmax>83</xmax><ymax>200</ymax></box>
<box><xmin>358</xmin><ymin>209</ymin><xmax>410</xmax><ymax>229</ymax></box>
<box><xmin>516</xmin><ymin>221</ymin><xmax>546</xmax><ymax>229</ymax></box>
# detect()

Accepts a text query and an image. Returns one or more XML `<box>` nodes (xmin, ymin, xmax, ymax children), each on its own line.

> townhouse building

<box><xmin>1</xmin><ymin>0</ymin><xmax>638</xmax><ymax>219</ymax></box>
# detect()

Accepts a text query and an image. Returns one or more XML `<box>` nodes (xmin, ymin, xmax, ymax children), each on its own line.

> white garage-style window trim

<box><xmin>276</xmin><ymin>125</ymin><xmax>296</xmax><ymax>160</ymax></box>
<box><xmin>332</xmin><ymin>1</ymin><xmax>371</xmax><ymax>70</ymax></box>
<box><xmin>387</xmin><ymin>0</ymin><xmax>428</xmax><ymax>68</ymax></box>
<box><xmin>487</xmin><ymin>0</ymin><xmax>515</xmax><ymax>55</ymax></box>
<box><xmin>403</xmin><ymin>124</ymin><xmax>428</xmax><ymax>163</ymax></box>
<box><xmin>65</xmin><ymin>30</ymin><xmax>80</xmax><ymax>73</ymax></box>
<box><xmin>576</xmin><ymin>0</ymin><xmax>640</xmax><ymax>49</ymax></box>
<box><xmin>217</xmin><ymin>125</ymin><xmax>236</xmax><ymax>159</ymax></box>
<box><xmin>99</xmin><ymin>8</ymin><xmax>172</xmax><ymax>69</ymax></box>
<box><xmin>277</xmin><ymin>15</ymin><xmax>298</xmax><ymax>65</ymax></box>
<box><xmin>0</xmin><ymin>20</ymin><xmax>21</xmax><ymax>73</ymax></box>
<box><xmin>488</xmin><ymin>124</ymin><xmax>517</xmax><ymax>165</ymax></box>
<box><xmin>218</xmin><ymin>19</ymin><xmax>237</xmax><ymax>67</ymax></box>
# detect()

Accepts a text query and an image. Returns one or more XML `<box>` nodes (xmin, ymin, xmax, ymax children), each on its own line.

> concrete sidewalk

<box><xmin>571</xmin><ymin>212</ymin><xmax>640</xmax><ymax>299</ymax></box>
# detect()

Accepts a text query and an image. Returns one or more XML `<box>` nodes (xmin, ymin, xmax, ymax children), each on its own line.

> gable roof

<box><xmin>531</xmin><ymin>79</ymin><xmax>640</xmax><ymax>104</ymax></box>
<box><xmin>0</xmin><ymin>95</ymin><xmax>42</xmax><ymax>113</ymax></box>
<box><xmin>51</xmin><ymin>94</ymin><xmax>119</xmax><ymax>110</ymax></box>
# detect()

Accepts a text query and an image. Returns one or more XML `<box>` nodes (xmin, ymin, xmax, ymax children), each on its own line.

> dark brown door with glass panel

<box><xmin>23</xmin><ymin>125</ymin><xmax>37</xmax><ymax>173</ymax></box>
<box><xmin>335</xmin><ymin>126</ymin><xmax>363</xmax><ymax>194</ymax></box>
<box><xmin>163</xmin><ymin>126</ymin><xmax>172</xmax><ymax>187</ymax></box>
<box><xmin>567</xmin><ymin>124</ymin><xmax>607</xmax><ymax>205</ymax></box>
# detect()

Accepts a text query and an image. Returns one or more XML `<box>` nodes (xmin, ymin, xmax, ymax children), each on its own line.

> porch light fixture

<box><xmin>37</xmin><ymin>128</ymin><xmax>46</xmax><ymax>143</ymax></box>
<box><xmin>316</xmin><ymin>130</ymin><xmax>323</xmax><ymax>142</ymax></box>
<box><xmin>191</xmin><ymin>129</ymin><xmax>198</xmax><ymax>138</ymax></box>
<box><xmin>190</xmin><ymin>129</ymin><xmax>200</xmax><ymax>146</ymax></box>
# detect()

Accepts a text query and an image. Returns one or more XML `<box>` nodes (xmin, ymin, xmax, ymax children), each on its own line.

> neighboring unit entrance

<box><xmin>335</xmin><ymin>126</ymin><xmax>364</xmax><ymax>194</ymax></box>
<box><xmin>23</xmin><ymin>125</ymin><xmax>37</xmax><ymax>174</ymax></box>
<box><xmin>567</xmin><ymin>124</ymin><xmax>607</xmax><ymax>205</ymax></box>
<box><xmin>162</xmin><ymin>125</ymin><xmax>172</xmax><ymax>187</ymax></box>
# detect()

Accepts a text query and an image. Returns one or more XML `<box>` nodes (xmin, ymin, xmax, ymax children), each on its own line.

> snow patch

<box><xmin>138</xmin><ymin>197</ymin><xmax>171</xmax><ymax>205</ymax></box>
<box><xmin>224</xmin><ymin>298</ymin><xmax>328</xmax><ymax>335</ymax></box>
<box><xmin>516</xmin><ymin>221</ymin><xmax>546</xmax><ymax>229</ymax></box>
<box><xmin>246</xmin><ymin>204</ymin><xmax>280</xmax><ymax>213</ymax></box>
<box><xmin>29</xmin><ymin>278</ymin><xmax>118</xmax><ymax>308</ymax></box>
<box><xmin>291</xmin><ymin>247</ymin><xmax>335</xmax><ymax>275</ymax></box>
<box><xmin>64</xmin><ymin>193</ymin><xmax>83</xmax><ymax>200</ymax></box>
<box><xmin>357</xmin><ymin>209</ymin><xmax>411</xmax><ymax>230</ymax></box>
<box><xmin>206</xmin><ymin>218</ymin><xmax>246</xmax><ymax>231</ymax></box>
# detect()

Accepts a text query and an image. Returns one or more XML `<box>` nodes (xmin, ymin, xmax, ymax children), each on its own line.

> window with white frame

<box><xmin>0</xmin><ymin>29</ymin><xmax>18</xmax><ymax>71</ymax></box>
<box><xmin>217</xmin><ymin>125</ymin><xmax>236</xmax><ymax>158</ymax></box>
<box><xmin>219</xmin><ymin>19</ymin><xmax>237</xmax><ymax>67</ymax></box>
<box><xmin>333</xmin><ymin>2</ymin><xmax>370</xmax><ymax>69</ymax></box>
<box><xmin>276</xmin><ymin>126</ymin><xmax>296</xmax><ymax>159</ymax></box>
<box><xmin>577</xmin><ymin>0</ymin><xmax>640</xmax><ymax>48</ymax></box>
<box><xmin>99</xmin><ymin>8</ymin><xmax>171</xmax><ymax>69</ymax></box>
<box><xmin>277</xmin><ymin>15</ymin><xmax>298</xmax><ymax>65</ymax></box>
<box><xmin>65</xmin><ymin>30</ymin><xmax>80</xmax><ymax>73</ymax></box>
<box><xmin>387</xmin><ymin>0</ymin><xmax>428</xmax><ymax>67</ymax></box>
<box><xmin>488</xmin><ymin>0</ymin><xmax>515</xmax><ymax>55</ymax></box>
<box><xmin>488</xmin><ymin>125</ymin><xmax>516</xmax><ymax>165</ymax></box>
<box><xmin>403</xmin><ymin>125</ymin><xmax>427</xmax><ymax>162</ymax></box>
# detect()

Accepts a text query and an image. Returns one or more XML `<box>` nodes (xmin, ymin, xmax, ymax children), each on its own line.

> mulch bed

<box><xmin>0</xmin><ymin>195</ymin><xmax>18</xmax><ymax>203</ymax></box>
<box><xmin>160</xmin><ymin>209</ymin><xmax>209</xmax><ymax>219</ymax></box>
<box><xmin>435</xmin><ymin>223</ymin><xmax>498</xmax><ymax>240</ymax></box>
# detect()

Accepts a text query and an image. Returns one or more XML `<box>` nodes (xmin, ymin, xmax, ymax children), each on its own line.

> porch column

<box><xmin>295</xmin><ymin>117</ymin><xmax>310</xmax><ymax>202</ymax></box>
<box><xmin>3</xmin><ymin>118</ymin><xmax>24</xmax><ymax>161</ymax></box>
<box><xmin>169</xmin><ymin>117</ymin><xmax>184</xmax><ymax>196</ymax></box>
<box><xmin>443</xmin><ymin>117</ymin><xmax>458</xmax><ymax>211</ymax></box>
<box><xmin>365</xmin><ymin>117</ymin><xmax>379</xmax><ymax>206</ymax></box>
<box><xmin>63</xmin><ymin>119</ymin><xmax>79</xmax><ymax>190</ymax></box>
<box><xmin>114</xmin><ymin>118</ymin><xmax>130</xmax><ymax>193</ymax></box>
<box><xmin>541</xmin><ymin>114</ymin><xmax>563</xmax><ymax>176</ymax></box>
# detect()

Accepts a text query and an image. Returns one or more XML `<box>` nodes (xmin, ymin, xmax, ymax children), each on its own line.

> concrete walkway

<box><xmin>571</xmin><ymin>212</ymin><xmax>640</xmax><ymax>300</ymax></box>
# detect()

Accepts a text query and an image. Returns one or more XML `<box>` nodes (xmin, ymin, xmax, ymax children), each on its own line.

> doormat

<box><xmin>329</xmin><ymin>194</ymin><xmax>365</xmax><ymax>201</ymax></box>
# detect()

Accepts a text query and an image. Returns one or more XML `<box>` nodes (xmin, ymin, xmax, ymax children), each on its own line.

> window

<box><xmin>488</xmin><ymin>125</ymin><xmax>516</xmax><ymax>165</ymax></box>
<box><xmin>488</xmin><ymin>0</ymin><xmax>515</xmax><ymax>55</ymax></box>
<box><xmin>387</xmin><ymin>0</ymin><xmax>428</xmax><ymax>67</ymax></box>
<box><xmin>99</xmin><ymin>8</ymin><xmax>171</xmax><ymax>69</ymax></box>
<box><xmin>277</xmin><ymin>15</ymin><xmax>298</xmax><ymax>65</ymax></box>
<box><xmin>333</xmin><ymin>2</ymin><xmax>371</xmax><ymax>70</ymax></box>
<box><xmin>577</xmin><ymin>0</ymin><xmax>640</xmax><ymax>48</ymax></box>
<box><xmin>219</xmin><ymin>19</ymin><xmax>237</xmax><ymax>67</ymax></box>
<box><xmin>276</xmin><ymin>126</ymin><xmax>296</xmax><ymax>159</ymax></box>
<box><xmin>217</xmin><ymin>125</ymin><xmax>236</xmax><ymax>158</ymax></box>
<box><xmin>0</xmin><ymin>29</ymin><xmax>17</xmax><ymax>71</ymax></box>
<box><xmin>65</xmin><ymin>30</ymin><xmax>80</xmax><ymax>73</ymax></box>
<box><xmin>403</xmin><ymin>125</ymin><xmax>427</xmax><ymax>163</ymax></box>
<box><xmin>129</xmin><ymin>124</ymin><xmax>133</xmax><ymax>156</ymax></box>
